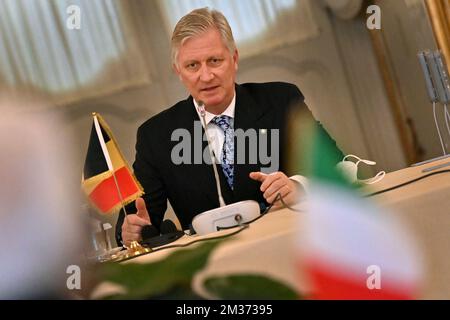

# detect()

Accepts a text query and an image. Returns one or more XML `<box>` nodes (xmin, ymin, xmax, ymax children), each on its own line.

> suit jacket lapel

<box><xmin>175</xmin><ymin>96</ymin><xmax>222</xmax><ymax>206</ymax></box>
<box><xmin>233</xmin><ymin>84</ymin><xmax>270</xmax><ymax>200</ymax></box>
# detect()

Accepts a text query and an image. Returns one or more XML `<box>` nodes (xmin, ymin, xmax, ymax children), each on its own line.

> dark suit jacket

<box><xmin>116</xmin><ymin>82</ymin><xmax>341</xmax><ymax>245</ymax></box>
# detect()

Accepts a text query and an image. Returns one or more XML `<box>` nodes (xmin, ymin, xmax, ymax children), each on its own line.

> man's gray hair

<box><xmin>171</xmin><ymin>7</ymin><xmax>237</xmax><ymax>66</ymax></box>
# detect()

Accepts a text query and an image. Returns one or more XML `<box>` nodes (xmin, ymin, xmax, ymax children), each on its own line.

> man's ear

<box><xmin>233</xmin><ymin>49</ymin><xmax>239</xmax><ymax>71</ymax></box>
<box><xmin>172</xmin><ymin>63</ymin><xmax>182</xmax><ymax>81</ymax></box>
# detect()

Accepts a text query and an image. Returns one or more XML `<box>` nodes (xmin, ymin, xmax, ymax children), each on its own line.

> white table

<box><xmin>92</xmin><ymin>157</ymin><xmax>450</xmax><ymax>299</ymax></box>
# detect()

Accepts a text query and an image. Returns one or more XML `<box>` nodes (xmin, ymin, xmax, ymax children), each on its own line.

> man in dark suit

<box><xmin>116</xmin><ymin>8</ymin><xmax>341</xmax><ymax>246</ymax></box>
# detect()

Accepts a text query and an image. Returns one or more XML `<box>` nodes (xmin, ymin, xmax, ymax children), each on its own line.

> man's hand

<box><xmin>249</xmin><ymin>171</ymin><xmax>304</xmax><ymax>209</ymax></box>
<box><xmin>121</xmin><ymin>197</ymin><xmax>151</xmax><ymax>247</ymax></box>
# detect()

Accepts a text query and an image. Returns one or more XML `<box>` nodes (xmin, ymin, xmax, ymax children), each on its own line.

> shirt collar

<box><xmin>193</xmin><ymin>92</ymin><xmax>236</xmax><ymax>125</ymax></box>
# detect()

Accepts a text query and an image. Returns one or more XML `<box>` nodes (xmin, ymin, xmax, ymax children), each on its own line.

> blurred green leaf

<box><xmin>203</xmin><ymin>274</ymin><xmax>301</xmax><ymax>300</ymax></box>
<box><xmin>100</xmin><ymin>240</ymin><xmax>222</xmax><ymax>299</ymax></box>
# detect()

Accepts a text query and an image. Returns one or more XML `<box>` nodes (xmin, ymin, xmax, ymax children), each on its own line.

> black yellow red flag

<box><xmin>82</xmin><ymin>113</ymin><xmax>143</xmax><ymax>214</ymax></box>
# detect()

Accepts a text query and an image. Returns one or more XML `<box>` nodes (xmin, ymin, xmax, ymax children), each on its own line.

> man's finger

<box><xmin>125</xmin><ymin>214</ymin><xmax>150</xmax><ymax>227</ymax></box>
<box><xmin>267</xmin><ymin>185</ymin><xmax>291</xmax><ymax>204</ymax></box>
<box><xmin>260</xmin><ymin>173</ymin><xmax>282</xmax><ymax>192</ymax></box>
<box><xmin>135</xmin><ymin>197</ymin><xmax>150</xmax><ymax>223</ymax></box>
<box><xmin>249</xmin><ymin>172</ymin><xmax>267</xmax><ymax>182</ymax></box>
<box><xmin>122</xmin><ymin>231</ymin><xmax>142</xmax><ymax>242</ymax></box>
<box><xmin>126</xmin><ymin>224</ymin><xmax>145</xmax><ymax>234</ymax></box>
<box><xmin>263</xmin><ymin>178</ymin><xmax>285</xmax><ymax>199</ymax></box>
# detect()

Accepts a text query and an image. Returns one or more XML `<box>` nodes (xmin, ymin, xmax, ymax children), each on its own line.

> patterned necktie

<box><xmin>211</xmin><ymin>115</ymin><xmax>234</xmax><ymax>189</ymax></box>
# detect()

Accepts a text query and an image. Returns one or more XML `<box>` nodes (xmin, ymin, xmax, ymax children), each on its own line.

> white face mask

<box><xmin>336</xmin><ymin>154</ymin><xmax>386</xmax><ymax>185</ymax></box>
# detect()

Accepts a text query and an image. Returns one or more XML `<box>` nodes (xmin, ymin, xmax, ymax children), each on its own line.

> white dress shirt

<box><xmin>193</xmin><ymin>94</ymin><xmax>236</xmax><ymax>162</ymax></box>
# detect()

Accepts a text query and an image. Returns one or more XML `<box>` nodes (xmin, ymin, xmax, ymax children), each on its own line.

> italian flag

<box><xmin>297</xmin><ymin>122</ymin><xmax>423</xmax><ymax>300</ymax></box>
<box><xmin>82</xmin><ymin>113</ymin><xmax>143</xmax><ymax>214</ymax></box>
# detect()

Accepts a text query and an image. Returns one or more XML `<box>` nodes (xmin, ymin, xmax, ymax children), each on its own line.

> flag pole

<box><xmin>92</xmin><ymin>113</ymin><xmax>150</xmax><ymax>257</ymax></box>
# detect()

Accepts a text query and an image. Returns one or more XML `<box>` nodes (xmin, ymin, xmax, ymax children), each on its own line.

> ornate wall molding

<box><xmin>425</xmin><ymin>0</ymin><xmax>450</xmax><ymax>72</ymax></box>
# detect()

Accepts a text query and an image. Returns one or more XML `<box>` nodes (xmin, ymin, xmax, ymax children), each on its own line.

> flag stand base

<box><xmin>123</xmin><ymin>240</ymin><xmax>152</xmax><ymax>259</ymax></box>
<box><xmin>102</xmin><ymin>241</ymin><xmax>151</xmax><ymax>263</ymax></box>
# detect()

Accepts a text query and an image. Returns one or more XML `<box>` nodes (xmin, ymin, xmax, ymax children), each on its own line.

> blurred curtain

<box><xmin>157</xmin><ymin>0</ymin><xmax>319</xmax><ymax>58</ymax></box>
<box><xmin>0</xmin><ymin>0</ymin><xmax>150</xmax><ymax>106</ymax></box>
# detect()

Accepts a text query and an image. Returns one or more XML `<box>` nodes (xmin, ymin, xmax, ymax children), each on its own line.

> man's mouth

<box><xmin>200</xmin><ymin>85</ymin><xmax>219</xmax><ymax>92</ymax></box>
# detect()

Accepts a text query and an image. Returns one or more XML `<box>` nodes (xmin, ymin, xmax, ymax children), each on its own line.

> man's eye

<box><xmin>209</xmin><ymin>58</ymin><xmax>222</xmax><ymax>65</ymax></box>
<box><xmin>186</xmin><ymin>63</ymin><xmax>198</xmax><ymax>69</ymax></box>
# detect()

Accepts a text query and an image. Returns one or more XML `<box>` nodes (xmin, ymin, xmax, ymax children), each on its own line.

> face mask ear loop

<box><xmin>343</xmin><ymin>154</ymin><xmax>361</xmax><ymax>162</ymax></box>
<box><xmin>362</xmin><ymin>171</ymin><xmax>386</xmax><ymax>185</ymax></box>
<box><xmin>360</xmin><ymin>159</ymin><xmax>377</xmax><ymax>166</ymax></box>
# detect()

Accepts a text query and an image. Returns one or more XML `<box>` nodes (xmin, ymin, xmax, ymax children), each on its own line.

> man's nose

<box><xmin>199</xmin><ymin>65</ymin><xmax>214</xmax><ymax>82</ymax></box>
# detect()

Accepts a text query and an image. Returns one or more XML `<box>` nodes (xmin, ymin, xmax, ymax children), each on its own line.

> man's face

<box><xmin>174</xmin><ymin>28</ymin><xmax>238</xmax><ymax>113</ymax></box>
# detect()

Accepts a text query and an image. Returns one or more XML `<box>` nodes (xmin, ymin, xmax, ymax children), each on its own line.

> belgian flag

<box><xmin>82</xmin><ymin>113</ymin><xmax>143</xmax><ymax>214</ymax></box>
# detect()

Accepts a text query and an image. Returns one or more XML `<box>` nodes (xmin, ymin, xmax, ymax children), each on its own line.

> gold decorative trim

<box><xmin>368</xmin><ymin>26</ymin><xmax>419</xmax><ymax>164</ymax></box>
<box><xmin>425</xmin><ymin>0</ymin><xmax>450</xmax><ymax>72</ymax></box>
